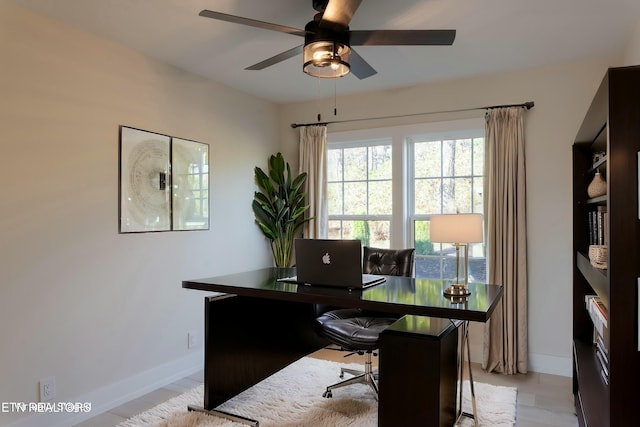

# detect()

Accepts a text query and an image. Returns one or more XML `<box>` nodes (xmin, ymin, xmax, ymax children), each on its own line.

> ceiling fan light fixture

<box><xmin>303</xmin><ymin>40</ymin><xmax>351</xmax><ymax>78</ymax></box>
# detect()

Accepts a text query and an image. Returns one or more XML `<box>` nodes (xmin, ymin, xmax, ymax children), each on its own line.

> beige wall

<box><xmin>0</xmin><ymin>2</ymin><xmax>278</xmax><ymax>426</ymax></box>
<box><xmin>1</xmin><ymin>0</ymin><xmax>635</xmax><ymax>424</ymax></box>
<box><xmin>279</xmin><ymin>54</ymin><xmax>621</xmax><ymax>376</ymax></box>
<box><xmin>624</xmin><ymin>19</ymin><xmax>640</xmax><ymax>65</ymax></box>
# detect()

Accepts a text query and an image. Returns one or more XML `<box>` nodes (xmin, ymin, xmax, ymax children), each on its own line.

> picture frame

<box><xmin>119</xmin><ymin>126</ymin><xmax>171</xmax><ymax>233</ymax></box>
<box><xmin>172</xmin><ymin>137</ymin><xmax>209</xmax><ymax>231</ymax></box>
<box><xmin>119</xmin><ymin>126</ymin><xmax>209</xmax><ymax>233</ymax></box>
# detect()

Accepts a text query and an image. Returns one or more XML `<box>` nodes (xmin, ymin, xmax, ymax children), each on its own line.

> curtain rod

<box><xmin>290</xmin><ymin>101</ymin><xmax>534</xmax><ymax>128</ymax></box>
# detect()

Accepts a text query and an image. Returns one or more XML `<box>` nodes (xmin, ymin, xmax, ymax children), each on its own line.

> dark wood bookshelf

<box><xmin>572</xmin><ymin>65</ymin><xmax>640</xmax><ymax>427</ymax></box>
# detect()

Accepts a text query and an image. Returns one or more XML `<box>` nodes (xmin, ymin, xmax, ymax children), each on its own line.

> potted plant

<box><xmin>252</xmin><ymin>152</ymin><xmax>312</xmax><ymax>267</ymax></box>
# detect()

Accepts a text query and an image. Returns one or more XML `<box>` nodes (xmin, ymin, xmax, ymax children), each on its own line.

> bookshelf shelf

<box><xmin>572</xmin><ymin>65</ymin><xmax>640</xmax><ymax>427</ymax></box>
<box><xmin>576</xmin><ymin>252</ymin><xmax>608</xmax><ymax>305</ymax></box>
<box><xmin>586</xmin><ymin>156</ymin><xmax>607</xmax><ymax>176</ymax></box>
<box><xmin>586</xmin><ymin>195</ymin><xmax>607</xmax><ymax>205</ymax></box>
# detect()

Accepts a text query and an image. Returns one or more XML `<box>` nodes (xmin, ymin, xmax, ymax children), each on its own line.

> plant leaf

<box><xmin>269</xmin><ymin>153</ymin><xmax>285</xmax><ymax>186</ymax></box>
<box><xmin>252</xmin><ymin>152</ymin><xmax>311</xmax><ymax>264</ymax></box>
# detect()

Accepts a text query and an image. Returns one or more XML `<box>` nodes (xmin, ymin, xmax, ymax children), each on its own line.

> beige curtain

<box><xmin>483</xmin><ymin>107</ymin><xmax>528</xmax><ymax>374</ymax></box>
<box><xmin>299</xmin><ymin>125</ymin><xmax>328</xmax><ymax>239</ymax></box>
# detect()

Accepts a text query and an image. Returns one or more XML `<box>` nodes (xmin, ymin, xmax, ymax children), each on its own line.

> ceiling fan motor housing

<box><xmin>303</xmin><ymin>19</ymin><xmax>351</xmax><ymax>77</ymax></box>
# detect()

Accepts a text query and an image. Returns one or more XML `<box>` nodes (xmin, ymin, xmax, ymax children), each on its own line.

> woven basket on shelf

<box><xmin>588</xmin><ymin>245</ymin><xmax>608</xmax><ymax>269</ymax></box>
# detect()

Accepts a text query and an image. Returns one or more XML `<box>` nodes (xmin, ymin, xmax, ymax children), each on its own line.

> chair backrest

<box><xmin>363</xmin><ymin>247</ymin><xmax>415</xmax><ymax>277</ymax></box>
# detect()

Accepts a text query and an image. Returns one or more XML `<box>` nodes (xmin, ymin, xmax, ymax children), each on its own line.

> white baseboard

<box><xmin>7</xmin><ymin>351</ymin><xmax>203</xmax><ymax>427</ymax></box>
<box><xmin>528</xmin><ymin>353</ymin><xmax>572</xmax><ymax>377</ymax></box>
<box><xmin>469</xmin><ymin>342</ymin><xmax>572</xmax><ymax>377</ymax></box>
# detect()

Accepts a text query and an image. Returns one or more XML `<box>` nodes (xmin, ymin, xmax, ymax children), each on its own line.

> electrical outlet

<box><xmin>187</xmin><ymin>331</ymin><xmax>198</xmax><ymax>349</ymax></box>
<box><xmin>39</xmin><ymin>376</ymin><xmax>56</xmax><ymax>402</ymax></box>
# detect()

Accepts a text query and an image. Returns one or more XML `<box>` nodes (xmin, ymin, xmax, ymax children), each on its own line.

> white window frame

<box><xmin>328</xmin><ymin>118</ymin><xmax>484</xmax><ymax>251</ymax></box>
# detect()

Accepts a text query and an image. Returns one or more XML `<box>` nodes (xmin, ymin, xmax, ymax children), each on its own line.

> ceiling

<box><xmin>13</xmin><ymin>0</ymin><xmax>640</xmax><ymax>104</ymax></box>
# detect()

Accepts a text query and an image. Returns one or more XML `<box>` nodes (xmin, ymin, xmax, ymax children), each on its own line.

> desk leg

<box><xmin>187</xmin><ymin>405</ymin><xmax>259</xmax><ymax>427</ymax></box>
<box><xmin>192</xmin><ymin>294</ymin><xmax>327</xmax><ymax>425</ymax></box>
<box><xmin>456</xmin><ymin>320</ymin><xmax>479</xmax><ymax>427</ymax></box>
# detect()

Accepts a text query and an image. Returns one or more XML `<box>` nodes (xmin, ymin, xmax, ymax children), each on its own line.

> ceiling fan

<box><xmin>199</xmin><ymin>0</ymin><xmax>456</xmax><ymax>79</ymax></box>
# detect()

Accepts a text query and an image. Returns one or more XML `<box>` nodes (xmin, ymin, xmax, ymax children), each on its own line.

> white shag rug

<box><xmin>117</xmin><ymin>357</ymin><xmax>516</xmax><ymax>427</ymax></box>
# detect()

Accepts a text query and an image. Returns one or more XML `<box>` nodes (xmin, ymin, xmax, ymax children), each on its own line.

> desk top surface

<box><xmin>183</xmin><ymin>267</ymin><xmax>503</xmax><ymax>322</ymax></box>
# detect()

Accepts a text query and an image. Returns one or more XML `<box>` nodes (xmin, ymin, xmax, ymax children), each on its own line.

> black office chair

<box><xmin>315</xmin><ymin>246</ymin><xmax>415</xmax><ymax>399</ymax></box>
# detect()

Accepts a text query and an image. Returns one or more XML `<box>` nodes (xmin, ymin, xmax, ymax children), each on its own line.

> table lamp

<box><xmin>429</xmin><ymin>213</ymin><xmax>483</xmax><ymax>297</ymax></box>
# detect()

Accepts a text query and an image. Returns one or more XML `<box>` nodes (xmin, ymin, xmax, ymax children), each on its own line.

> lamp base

<box><xmin>443</xmin><ymin>284</ymin><xmax>471</xmax><ymax>297</ymax></box>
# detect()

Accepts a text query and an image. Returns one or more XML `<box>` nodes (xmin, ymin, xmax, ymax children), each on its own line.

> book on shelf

<box><xmin>600</xmin><ymin>367</ymin><xmax>610</xmax><ymax>385</ymax></box>
<box><xmin>596</xmin><ymin>345</ymin><xmax>609</xmax><ymax>375</ymax></box>
<box><xmin>588</xmin><ymin>206</ymin><xmax>608</xmax><ymax>245</ymax></box>
<box><xmin>586</xmin><ymin>295</ymin><xmax>608</xmax><ymax>326</ymax></box>
<box><xmin>585</xmin><ymin>295</ymin><xmax>609</xmax><ymax>346</ymax></box>
<box><xmin>596</xmin><ymin>334</ymin><xmax>609</xmax><ymax>362</ymax></box>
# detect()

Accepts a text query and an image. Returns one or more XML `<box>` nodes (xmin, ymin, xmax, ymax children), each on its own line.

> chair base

<box><xmin>322</xmin><ymin>351</ymin><xmax>378</xmax><ymax>400</ymax></box>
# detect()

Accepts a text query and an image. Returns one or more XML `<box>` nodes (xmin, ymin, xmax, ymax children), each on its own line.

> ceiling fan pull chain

<box><xmin>317</xmin><ymin>77</ymin><xmax>322</xmax><ymax>122</ymax></box>
<box><xmin>334</xmin><ymin>79</ymin><xmax>338</xmax><ymax>116</ymax></box>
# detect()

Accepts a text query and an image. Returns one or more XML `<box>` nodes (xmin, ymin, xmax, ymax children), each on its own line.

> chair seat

<box><xmin>316</xmin><ymin>309</ymin><xmax>397</xmax><ymax>351</ymax></box>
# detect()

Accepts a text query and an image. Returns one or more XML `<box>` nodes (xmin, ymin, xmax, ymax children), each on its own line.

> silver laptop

<box><xmin>280</xmin><ymin>238</ymin><xmax>386</xmax><ymax>290</ymax></box>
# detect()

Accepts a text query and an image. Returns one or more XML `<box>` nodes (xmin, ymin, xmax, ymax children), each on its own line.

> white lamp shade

<box><xmin>430</xmin><ymin>213</ymin><xmax>483</xmax><ymax>244</ymax></box>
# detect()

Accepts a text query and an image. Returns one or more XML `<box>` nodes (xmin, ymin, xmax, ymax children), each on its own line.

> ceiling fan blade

<box><xmin>245</xmin><ymin>45</ymin><xmax>304</xmax><ymax>70</ymax></box>
<box><xmin>320</xmin><ymin>0</ymin><xmax>363</xmax><ymax>30</ymax></box>
<box><xmin>199</xmin><ymin>10</ymin><xmax>306</xmax><ymax>36</ymax></box>
<box><xmin>350</xmin><ymin>29</ymin><xmax>456</xmax><ymax>46</ymax></box>
<box><xmin>348</xmin><ymin>48</ymin><xmax>377</xmax><ymax>80</ymax></box>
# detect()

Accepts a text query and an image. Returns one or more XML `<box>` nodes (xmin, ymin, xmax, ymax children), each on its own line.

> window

<box><xmin>327</xmin><ymin>139</ymin><xmax>393</xmax><ymax>248</ymax></box>
<box><xmin>409</xmin><ymin>135</ymin><xmax>485</xmax><ymax>282</ymax></box>
<box><xmin>328</xmin><ymin>119</ymin><xmax>485</xmax><ymax>281</ymax></box>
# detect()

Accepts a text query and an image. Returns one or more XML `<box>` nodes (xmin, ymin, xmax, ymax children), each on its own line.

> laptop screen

<box><xmin>290</xmin><ymin>239</ymin><xmax>385</xmax><ymax>289</ymax></box>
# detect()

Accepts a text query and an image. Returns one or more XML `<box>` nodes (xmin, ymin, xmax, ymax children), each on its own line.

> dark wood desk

<box><xmin>183</xmin><ymin>267</ymin><xmax>503</xmax><ymax>426</ymax></box>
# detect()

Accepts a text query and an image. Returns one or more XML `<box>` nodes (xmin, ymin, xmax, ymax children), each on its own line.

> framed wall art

<box><xmin>172</xmin><ymin>137</ymin><xmax>209</xmax><ymax>231</ymax></box>
<box><xmin>119</xmin><ymin>126</ymin><xmax>209</xmax><ymax>233</ymax></box>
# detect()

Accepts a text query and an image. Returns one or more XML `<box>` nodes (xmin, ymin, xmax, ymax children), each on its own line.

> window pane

<box><xmin>368</xmin><ymin>145</ymin><xmax>392</xmax><ymax>180</ymax></box>
<box><xmin>473</xmin><ymin>138</ymin><xmax>485</xmax><ymax>176</ymax></box>
<box><xmin>441</xmin><ymin>177</ymin><xmax>472</xmax><ymax>213</ymax></box>
<box><xmin>369</xmin><ymin>180</ymin><xmax>392</xmax><ymax>215</ymax></box>
<box><xmin>327</xmin><ymin>182</ymin><xmax>343</xmax><ymax>215</ymax></box>
<box><xmin>473</xmin><ymin>177</ymin><xmax>484</xmax><ymax>213</ymax></box>
<box><xmin>414</xmin><ymin>220</ymin><xmax>435</xmax><ymax>256</ymax></box>
<box><xmin>344</xmin><ymin>182</ymin><xmax>367</xmax><ymax>215</ymax></box>
<box><xmin>327</xmin><ymin>149</ymin><xmax>343</xmax><ymax>181</ymax></box>
<box><xmin>442</xmin><ymin>140</ymin><xmax>456</xmax><ymax>178</ymax></box>
<box><xmin>328</xmin><ymin>220</ymin><xmax>343</xmax><ymax>239</ymax></box>
<box><xmin>416</xmin><ymin>254</ymin><xmax>457</xmax><ymax>281</ymax></box>
<box><xmin>414</xmin><ymin>140</ymin><xmax>441</xmax><ymax>178</ymax></box>
<box><xmin>453</xmin><ymin>138</ymin><xmax>473</xmax><ymax>177</ymax></box>
<box><xmin>344</xmin><ymin>147</ymin><xmax>367</xmax><ymax>180</ymax></box>
<box><xmin>338</xmin><ymin>220</ymin><xmax>390</xmax><ymax>248</ymax></box>
<box><xmin>414</xmin><ymin>178</ymin><xmax>441</xmax><ymax>215</ymax></box>
<box><xmin>368</xmin><ymin>221</ymin><xmax>390</xmax><ymax>248</ymax></box>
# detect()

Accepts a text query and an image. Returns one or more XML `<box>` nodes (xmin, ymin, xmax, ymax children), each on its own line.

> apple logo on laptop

<box><xmin>322</xmin><ymin>252</ymin><xmax>331</xmax><ymax>265</ymax></box>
